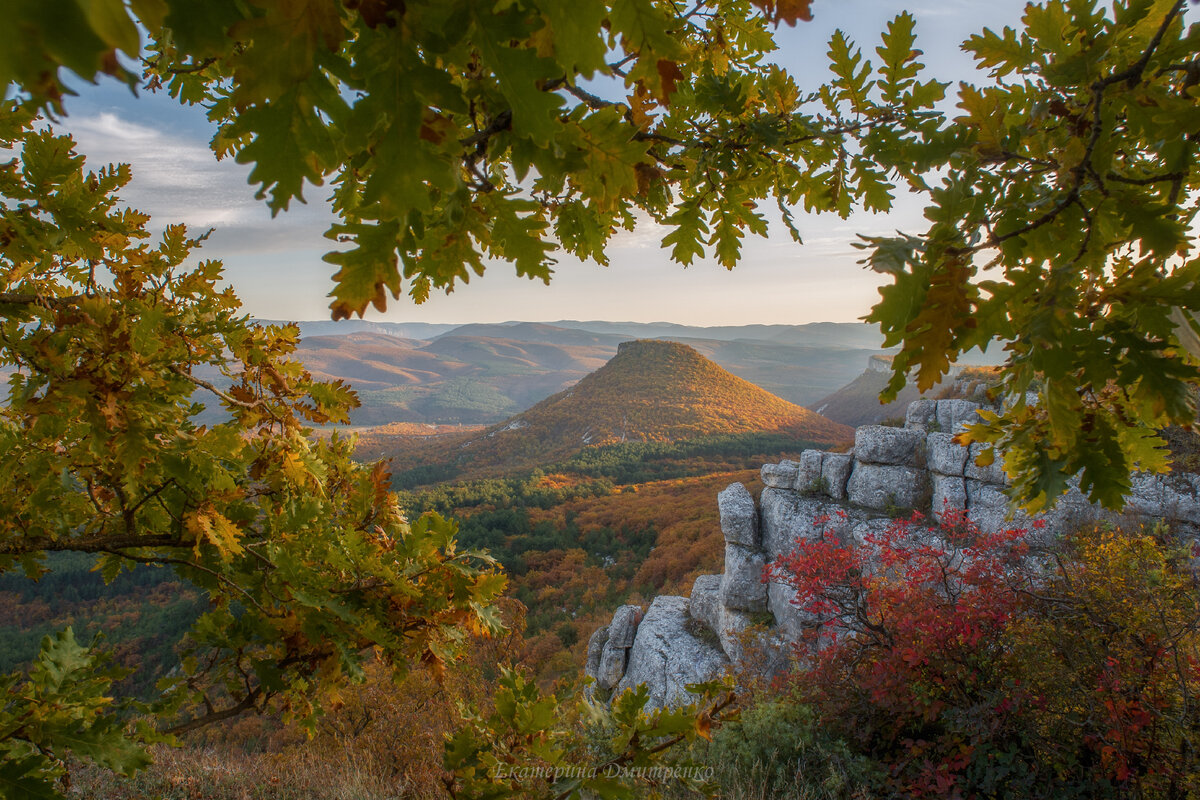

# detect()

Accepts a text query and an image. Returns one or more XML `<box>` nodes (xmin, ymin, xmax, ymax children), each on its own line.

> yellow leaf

<box><xmin>186</xmin><ymin>509</ymin><xmax>245</xmax><ymax>562</ymax></box>
<box><xmin>280</xmin><ymin>451</ymin><xmax>310</xmax><ymax>486</ymax></box>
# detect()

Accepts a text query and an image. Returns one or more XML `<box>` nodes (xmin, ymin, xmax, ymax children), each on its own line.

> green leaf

<box><xmin>77</xmin><ymin>0</ymin><xmax>141</xmax><ymax>55</ymax></box>
<box><xmin>0</xmin><ymin>753</ymin><xmax>60</xmax><ymax>800</ymax></box>
<box><xmin>542</xmin><ymin>0</ymin><xmax>608</xmax><ymax>77</ymax></box>
<box><xmin>827</xmin><ymin>30</ymin><xmax>873</xmax><ymax>114</ymax></box>
<box><xmin>876</xmin><ymin>12</ymin><xmax>920</xmax><ymax>104</ymax></box>
<box><xmin>323</xmin><ymin>219</ymin><xmax>402</xmax><ymax>319</ymax></box>
<box><xmin>661</xmin><ymin>200</ymin><xmax>709</xmax><ymax>265</ymax></box>
<box><xmin>475</xmin><ymin>16</ymin><xmax>564</xmax><ymax>146</ymax></box>
<box><xmin>608</xmin><ymin>0</ymin><xmax>685</xmax><ymax>59</ymax></box>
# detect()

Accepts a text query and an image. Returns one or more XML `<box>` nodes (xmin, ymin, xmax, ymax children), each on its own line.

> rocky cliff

<box><xmin>585</xmin><ymin>397</ymin><xmax>1200</xmax><ymax>709</ymax></box>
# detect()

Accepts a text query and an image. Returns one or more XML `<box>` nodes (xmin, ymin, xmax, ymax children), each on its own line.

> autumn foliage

<box><xmin>769</xmin><ymin>510</ymin><xmax>1200</xmax><ymax>799</ymax></box>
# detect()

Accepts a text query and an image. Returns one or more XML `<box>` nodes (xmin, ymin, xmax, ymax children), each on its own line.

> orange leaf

<box><xmin>656</xmin><ymin>59</ymin><xmax>684</xmax><ymax>104</ymax></box>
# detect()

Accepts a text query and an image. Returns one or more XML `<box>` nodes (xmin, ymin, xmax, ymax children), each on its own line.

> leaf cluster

<box><xmin>860</xmin><ymin>0</ymin><xmax>1200</xmax><ymax>509</ymax></box>
<box><xmin>444</xmin><ymin>669</ymin><xmax>736</xmax><ymax>800</ymax></box>
<box><xmin>769</xmin><ymin>510</ymin><xmax>1200</xmax><ymax>798</ymax></box>
<box><xmin>0</xmin><ymin>629</ymin><xmax>155</xmax><ymax>800</ymax></box>
<box><xmin>3</xmin><ymin>0</ymin><xmax>944</xmax><ymax>322</ymax></box>
<box><xmin>0</xmin><ymin>108</ymin><xmax>505</xmax><ymax>793</ymax></box>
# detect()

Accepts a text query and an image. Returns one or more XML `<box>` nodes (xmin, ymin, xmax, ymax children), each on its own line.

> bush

<box><xmin>694</xmin><ymin>696</ymin><xmax>879</xmax><ymax>800</ymax></box>
<box><xmin>767</xmin><ymin>511</ymin><xmax>1200</xmax><ymax>799</ymax></box>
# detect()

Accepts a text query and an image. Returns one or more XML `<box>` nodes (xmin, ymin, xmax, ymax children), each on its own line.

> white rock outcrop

<box><xmin>586</xmin><ymin>396</ymin><xmax>1200</xmax><ymax>709</ymax></box>
<box><xmin>612</xmin><ymin>596</ymin><xmax>728</xmax><ymax>710</ymax></box>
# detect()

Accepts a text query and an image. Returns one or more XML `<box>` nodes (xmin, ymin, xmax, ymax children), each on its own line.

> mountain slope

<box><xmin>453</xmin><ymin>340</ymin><xmax>852</xmax><ymax>466</ymax></box>
<box><xmin>810</xmin><ymin>356</ymin><xmax>1002</xmax><ymax>427</ymax></box>
<box><xmin>282</xmin><ymin>322</ymin><xmax>894</xmax><ymax>427</ymax></box>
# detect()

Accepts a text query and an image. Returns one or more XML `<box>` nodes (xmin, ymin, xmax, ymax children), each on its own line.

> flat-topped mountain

<box><xmin>454</xmin><ymin>340</ymin><xmax>853</xmax><ymax>466</ymax></box>
<box><xmin>355</xmin><ymin>340</ymin><xmax>853</xmax><ymax>479</ymax></box>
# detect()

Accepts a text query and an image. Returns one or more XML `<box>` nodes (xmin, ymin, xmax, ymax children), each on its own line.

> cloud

<box><xmin>63</xmin><ymin>112</ymin><xmax>334</xmax><ymax>239</ymax></box>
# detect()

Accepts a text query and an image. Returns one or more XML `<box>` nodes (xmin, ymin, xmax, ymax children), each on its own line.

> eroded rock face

<box><xmin>820</xmin><ymin>453</ymin><xmax>854</xmax><ymax>501</ymax></box>
<box><xmin>718</xmin><ymin>482</ymin><xmax>759</xmax><ymax>547</ymax></box>
<box><xmin>761</xmin><ymin>459</ymin><xmax>800</xmax><ymax>489</ymax></box>
<box><xmin>759</xmin><ymin>489</ymin><xmax>848</xmax><ymax>554</ymax></box>
<box><xmin>854</xmin><ymin>425</ymin><xmax>926</xmax><ymax>467</ymax></box>
<box><xmin>593</xmin><ymin>604</ymin><xmax>642</xmax><ymax>691</ymax></box>
<box><xmin>905</xmin><ymin>398</ymin><xmax>937</xmax><ymax>431</ymax></box>
<box><xmin>927</xmin><ymin>432</ymin><xmax>969</xmax><ymax>476</ymax></box>
<box><xmin>965</xmin><ymin>443</ymin><xmax>1008</xmax><ymax>485</ymax></box>
<box><xmin>595</xmin><ymin>642</ymin><xmax>626</xmax><ymax>692</ymax></box>
<box><xmin>688</xmin><ymin>574</ymin><xmax>722</xmax><ymax>633</ymax></box>
<box><xmin>585</xmin><ymin>625</ymin><xmax>609</xmax><ymax>679</ymax></box>
<box><xmin>798</xmin><ymin>450</ymin><xmax>825</xmax><ymax>492</ymax></box>
<box><xmin>931</xmin><ymin>473</ymin><xmax>968</xmax><ymax>517</ymax></box>
<box><xmin>586</xmin><ymin>394</ymin><xmax>1200</xmax><ymax>711</ymax></box>
<box><xmin>846</xmin><ymin>463</ymin><xmax>930</xmax><ymax>512</ymax></box>
<box><xmin>720</xmin><ymin>543</ymin><xmax>767</xmax><ymax>612</ymax></box>
<box><xmin>614</xmin><ymin>596</ymin><xmax>729</xmax><ymax>710</ymax></box>
<box><xmin>936</xmin><ymin>399</ymin><xmax>982</xmax><ymax>433</ymax></box>
<box><xmin>607</xmin><ymin>605</ymin><xmax>642</xmax><ymax>647</ymax></box>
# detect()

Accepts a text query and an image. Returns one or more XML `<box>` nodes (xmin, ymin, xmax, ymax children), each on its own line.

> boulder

<box><xmin>926</xmin><ymin>431</ymin><xmax>969</xmax><ymax>476</ymax></box>
<box><xmin>935</xmin><ymin>399</ymin><xmax>982</xmax><ymax>433</ymax></box>
<box><xmin>607</xmin><ymin>605</ymin><xmax>642</xmax><ymax>648</ymax></box>
<box><xmin>854</xmin><ymin>425</ymin><xmax>926</xmax><ymax>467</ymax></box>
<box><xmin>758</xmin><ymin>488</ymin><xmax>873</xmax><ymax>559</ymax></box>
<box><xmin>720</xmin><ymin>543</ymin><xmax>768</xmax><ymax>612</ymax></box>
<box><xmin>759</xmin><ymin>489</ymin><xmax>830</xmax><ymax>558</ymax></box>
<box><xmin>761</xmin><ymin>459</ymin><xmax>800</xmax><ymax>489</ymax></box>
<box><xmin>595</xmin><ymin>641</ymin><xmax>627</xmax><ymax>691</ymax></box>
<box><xmin>846</xmin><ymin>463</ymin><xmax>930</xmax><ymax>512</ymax></box>
<box><xmin>718</xmin><ymin>482</ymin><xmax>759</xmax><ymax>547</ymax></box>
<box><xmin>689</xmin><ymin>574</ymin><xmax>778</xmax><ymax>667</ymax></box>
<box><xmin>931</xmin><ymin>473</ymin><xmax>968</xmax><ymax>518</ymax></box>
<box><xmin>905</xmin><ymin>398</ymin><xmax>937</xmax><ymax>431</ymax></box>
<box><xmin>965</xmin><ymin>443</ymin><xmax>1008</xmax><ymax>485</ymax></box>
<box><xmin>585</xmin><ymin>624</ymin><xmax>609</xmax><ymax>679</ymax></box>
<box><xmin>797</xmin><ymin>450</ymin><xmax>825</xmax><ymax>493</ymax></box>
<box><xmin>820</xmin><ymin>452</ymin><xmax>854</xmax><ymax>501</ymax></box>
<box><xmin>615</xmin><ymin>596</ymin><xmax>729</xmax><ymax>710</ymax></box>
<box><xmin>688</xmin><ymin>574</ymin><xmax>723</xmax><ymax>632</ymax></box>
<box><xmin>593</xmin><ymin>604</ymin><xmax>643</xmax><ymax>691</ymax></box>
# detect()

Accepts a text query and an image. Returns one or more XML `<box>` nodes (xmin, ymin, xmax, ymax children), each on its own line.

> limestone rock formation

<box><xmin>718</xmin><ymin>482</ymin><xmax>759</xmax><ymax>547</ymax></box>
<box><xmin>585</xmin><ymin>396</ymin><xmax>1200</xmax><ymax>710</ymax></box>
<box><xmin>612</xmin><ymin>596</ymin><xmax>728</xmax><ymax>710</ymax></box>
<box><xmin>719</xmin><ymin>543</ymin><xmax>767</xmax><ymax>612</ymax></box>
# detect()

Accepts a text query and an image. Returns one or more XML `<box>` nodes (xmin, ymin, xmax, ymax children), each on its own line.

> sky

<box><xmin>54</xmin><ymin>0</ymin><xmax>1032</xmax><ymax>327</ymax></box>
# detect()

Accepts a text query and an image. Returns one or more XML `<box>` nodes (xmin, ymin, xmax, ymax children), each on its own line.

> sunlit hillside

<box><xmin>358</xmin><ymin>340</ymin><xmax>852</xmax><ymax>480</ymax></box>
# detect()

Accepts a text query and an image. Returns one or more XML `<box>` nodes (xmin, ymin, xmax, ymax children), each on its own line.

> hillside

<box><xmin>293</xmin><ymin>332</ymin><xmax>610</xmax><ymax>425</ymax></box>
<box><xmin>499</xmin><ymin>339</ymin><xmax>851</xmax><ymax>449</ymax></box>
<box><xmin>371</xmin><ymin>340</ymin><xmax>851</xmax><ymax>476</ymax></box>
<box><xmin>810</xmin><ymin>356</ymin><xmax>1002</xmax><ymax>427</ymax></box>
<box><xmin>270</xmin><ymin>320</ymin><xmax>892</xmax><ymax>426</ymax></box>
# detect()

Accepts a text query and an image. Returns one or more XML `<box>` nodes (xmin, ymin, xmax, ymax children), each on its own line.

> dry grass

<box><xmin>69</xmin><ymin>742</ymin><xmax>428</xmax><ymax>800</ymax></box>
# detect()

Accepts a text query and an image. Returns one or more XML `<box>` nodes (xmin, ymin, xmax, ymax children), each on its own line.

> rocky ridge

<box><xmin>585</xmin><ymin>397</ymin><xmax>1200</xmax><ymax>709</ymax></box>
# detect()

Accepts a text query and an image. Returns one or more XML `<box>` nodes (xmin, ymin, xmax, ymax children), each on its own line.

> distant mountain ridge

<box><xmin>260</xmin><ymin>319</ymin><xmax>892</xmax><ymax>426</ymax></box>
